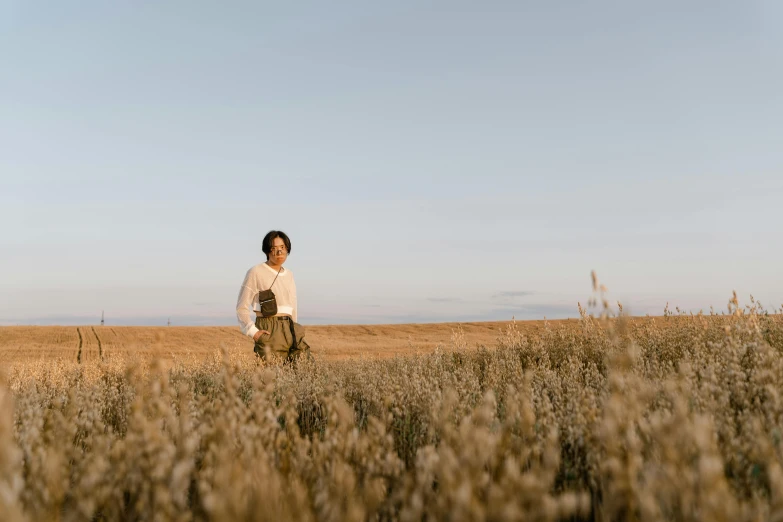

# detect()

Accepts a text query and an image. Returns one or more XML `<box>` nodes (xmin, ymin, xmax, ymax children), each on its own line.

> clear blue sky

<box><xmin>2</xmin><ymin>1</ymin><xmax>781</xmax><ymax>326</ymax></box>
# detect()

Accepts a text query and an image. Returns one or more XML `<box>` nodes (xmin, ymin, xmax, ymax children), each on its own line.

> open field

<box><xmin>0</xmin><ymin>318</ymin><xmax>584</xmax><ymax>363</ymax></box>
<box><xmin>2</xmin><ymin>308</ymin><xmax>783</xmax><ymax>521</ymax></box>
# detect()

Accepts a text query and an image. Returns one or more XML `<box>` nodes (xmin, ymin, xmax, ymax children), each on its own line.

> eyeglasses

<box><xmin>270</xmin><ymin>247</ymin><xmax>288</xmax><ymax>255</ymax></box>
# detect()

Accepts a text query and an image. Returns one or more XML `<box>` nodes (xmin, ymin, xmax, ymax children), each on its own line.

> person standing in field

<box><xmin>236</xmin><ymin>230</ymin><xmax>311</xmax><ymax>362</ymax></box>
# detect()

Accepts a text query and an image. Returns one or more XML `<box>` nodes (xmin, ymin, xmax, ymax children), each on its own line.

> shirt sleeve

<box><xmin>291</xmin><ymin>274</ymin><xmax>298</xmax><ymax>323</ymax></box>
<box><xmin>236</xmin><ymin>268</ymin><xmax>259</xmax><ymax>338</ymax></box>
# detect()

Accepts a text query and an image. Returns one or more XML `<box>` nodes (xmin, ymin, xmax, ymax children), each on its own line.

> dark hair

<box><xmin>262</xmin><ymin>230</ymin><xmax>292</xmax><ymax>260</ymax></box>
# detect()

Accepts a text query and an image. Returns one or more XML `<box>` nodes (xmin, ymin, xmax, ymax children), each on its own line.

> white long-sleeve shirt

<box><xmin>236</xmin><ymin>262</ymin><xmax>298</xmax><ymax>338</ymax></box>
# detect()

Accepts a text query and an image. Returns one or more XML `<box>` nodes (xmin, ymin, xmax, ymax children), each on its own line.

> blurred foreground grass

<box><xmin>2</xmin><ymin>297</ymin><xmax>782</xmax><ymax>521</ymax></box>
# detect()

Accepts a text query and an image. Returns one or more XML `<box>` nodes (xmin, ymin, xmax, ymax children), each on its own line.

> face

<box><xmin>267</xmin><ymin>237</ymin><xmax>288</xmax><ymax>266</ymax></box>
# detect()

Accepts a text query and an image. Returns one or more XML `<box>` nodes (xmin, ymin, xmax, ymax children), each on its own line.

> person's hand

<box><xmin>253</xmin><ymin>330</ymin><xmax>271</xmax><ymax>342</ymax></box>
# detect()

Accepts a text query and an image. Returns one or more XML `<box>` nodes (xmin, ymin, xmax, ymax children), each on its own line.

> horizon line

<box><xmin>1</xmin><ymin>311</ymin><xmax>760</xmax><ymax>329</ymax></box>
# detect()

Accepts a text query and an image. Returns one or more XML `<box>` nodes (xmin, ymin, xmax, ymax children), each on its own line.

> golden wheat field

<box><xmin>0</xmin><ymin>319</ymin><xmax>576</xmax><ymax>364</ymax></box>
<box><xmin>1</xmin><ymin>297</ymin><xmax>783</xmax><ymax>521</ymax></box>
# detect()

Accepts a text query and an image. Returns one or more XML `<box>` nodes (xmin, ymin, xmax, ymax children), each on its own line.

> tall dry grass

<box><xmin>2</xmin><ymin>292</ymin><xmax>783</xmax><ymax>521</ymax></box>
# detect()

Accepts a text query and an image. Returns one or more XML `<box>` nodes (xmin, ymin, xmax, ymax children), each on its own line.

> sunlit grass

<box><xmin>1</xmin><ymin>289</ymin><xmax>782</xmax><ymax>521</ymax></box>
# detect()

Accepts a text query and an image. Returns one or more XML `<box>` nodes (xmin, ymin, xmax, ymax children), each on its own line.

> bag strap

<box><xmin>259</xmin><ymin>265</ymin><xmax>283</xmax><ymax>305</ymax></box>
<box><xmin>268</xmin><ymin>265</ymin><xmax>282</xmax><ymax>290</ymax></box>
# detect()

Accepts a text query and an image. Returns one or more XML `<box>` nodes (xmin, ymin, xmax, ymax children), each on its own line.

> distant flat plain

<box><xmin>0</xmin><ymin>319</ymin><xmax>586</xmax><ymax>363</ymax></box>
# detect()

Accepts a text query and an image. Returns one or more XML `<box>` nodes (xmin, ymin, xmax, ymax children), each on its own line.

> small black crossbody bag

<box><xmin>258</xmin><ymin>267</ymin><xmax>282</xmax><ymax>317</ymax></box>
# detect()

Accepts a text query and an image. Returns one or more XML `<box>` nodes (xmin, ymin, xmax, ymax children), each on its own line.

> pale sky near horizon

<box><xmin>1</xmin><ymin>1</ymin><xmax>782</xmax><ymax>326</ymax></box>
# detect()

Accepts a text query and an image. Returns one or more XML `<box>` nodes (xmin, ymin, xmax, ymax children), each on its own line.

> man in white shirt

<box><xmin>236</xmin><ymin>230</ymin><xmax>310</xmax><ymax>361</ymax></box>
